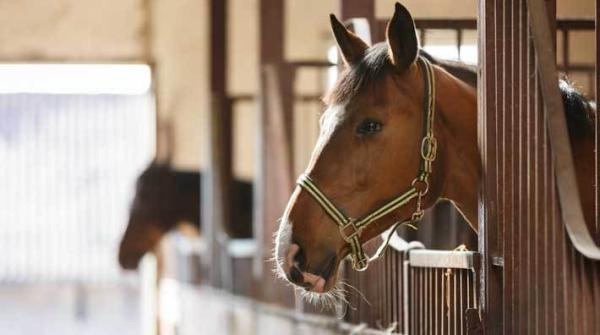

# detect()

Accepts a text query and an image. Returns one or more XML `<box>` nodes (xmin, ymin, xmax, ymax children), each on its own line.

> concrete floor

<box><xmin>172</xmin><ymin>284</ymin><xmax>343</xmax><ymax>335</ymax></box>
<box><xmin>0</xmin><ymin>282</ymin><xmax>140</xmax><ymax>335</ymax></box>
<box><xmin>0</xmin><ymin>280</ymin><xmax>368</xmax><ymax>335</ymax></box>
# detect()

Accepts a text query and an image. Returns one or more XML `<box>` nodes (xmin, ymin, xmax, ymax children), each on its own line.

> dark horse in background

<box><xmin>118</xmin><ymin>161</ymin><xmax>253</xmax><ymax>270</ymax></box>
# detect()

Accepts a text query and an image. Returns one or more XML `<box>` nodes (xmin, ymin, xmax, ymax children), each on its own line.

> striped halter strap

<box><xmin>297</xmin><ymin>56</ymin><xmax>437</xmax><ymax>271</ymax></box>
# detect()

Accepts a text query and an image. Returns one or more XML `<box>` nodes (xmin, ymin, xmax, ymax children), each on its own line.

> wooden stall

<box><xmin>478</xmin><ymin>0</ymin><xmax>600</xmax><ymax>333</ymax></box>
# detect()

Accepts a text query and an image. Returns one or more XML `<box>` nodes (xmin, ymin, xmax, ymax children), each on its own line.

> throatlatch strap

<box><xmin>296</xmin><ymin>56</ymin><xmax>437</xmax><ymax>271</ymax></box>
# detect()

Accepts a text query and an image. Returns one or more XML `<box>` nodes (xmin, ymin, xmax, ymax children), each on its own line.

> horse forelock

<box><xmin>324</xmin><ymin>43</ymin><xmax>393</xmax><ymax>106</ymax></box>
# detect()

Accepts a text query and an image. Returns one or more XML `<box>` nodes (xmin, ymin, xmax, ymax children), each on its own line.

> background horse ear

<box><xmin>329</xmin><ymin>14</ymin><xmax>369</xmax><ymax>65</ymax></box>
<box><xmin>386</xmin><ymin>2</ymin><xmax>419</xmax><ymax>72</ymax></box>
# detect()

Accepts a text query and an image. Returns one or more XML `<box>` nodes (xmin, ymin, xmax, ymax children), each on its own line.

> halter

<box><xmin>297</xmin><ymin>56</ymin><xmax>437</xmax><ymax>271</ymax></box>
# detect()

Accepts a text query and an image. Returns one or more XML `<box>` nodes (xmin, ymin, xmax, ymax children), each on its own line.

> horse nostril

<box><xmin>289</xmin><ymin>266</ymin><xmax>304</xmax><ymax>284</ymax></box>
<box><xmin>320</xmin><ymin>255</ymin><xmax>337</xmax><ymax>281</ymax></box>
<box><xmin>293</xmin><ymin>246</ymin><xmax>306</xmax><ymax>268</ymax></box>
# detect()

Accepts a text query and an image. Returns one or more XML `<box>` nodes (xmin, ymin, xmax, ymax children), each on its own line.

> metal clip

<box><xmin>353</xmin><ymin>255</ymin><xmax>369</xmax><ymax>271</ymax></box>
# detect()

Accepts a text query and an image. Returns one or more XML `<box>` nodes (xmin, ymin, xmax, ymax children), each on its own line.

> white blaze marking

<box><xmin>313</xmin><ymin>104</ymin><xmax>347</xmax><ymax>161</ymax></box>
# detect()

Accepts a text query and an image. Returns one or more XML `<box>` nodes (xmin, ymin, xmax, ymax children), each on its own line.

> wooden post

<box><xmin>478</xmin><ymin>0</ymin><xmax>503</xmax><ymax>332</ymax></box>
<box><xmin>338</xmin><ymin>0</ymin><xmax>380</xmax><ymax>40</ymax></box>
<box><xmin>203</xmin><ymin>0</ymin><xmax>232</xmax><ymax>287</ymax></box>
<box><xmin>255</xmin><ymin>0</ymin><xmax>295</xmax><ymax>306</ymax></box>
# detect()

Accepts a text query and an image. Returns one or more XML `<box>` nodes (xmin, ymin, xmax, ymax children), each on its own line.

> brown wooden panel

<box><xmin>479</xmin><ymin>0</ymin><xmax>600</xmax><ymax>333</ymax></box>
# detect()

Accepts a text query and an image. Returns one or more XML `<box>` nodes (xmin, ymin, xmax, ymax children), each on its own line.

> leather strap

<box><xmin>527</xmin><ymin>0</ymin><xmax>600</xmax><ymax>259</ymax></box>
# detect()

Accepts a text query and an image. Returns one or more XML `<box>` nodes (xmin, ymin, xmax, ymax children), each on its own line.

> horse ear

<box><xmin>329</xmin><ymin>14</ymin><xmax>369</xmax><ymax>65</ymax></box>
<box><xmin>386</xmin><ymin>2</ymin><xmax>419</xmax><ymax>72</ymax></box>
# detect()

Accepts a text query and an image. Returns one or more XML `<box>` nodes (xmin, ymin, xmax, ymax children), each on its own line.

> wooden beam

<box><xmin>203</xmin><ymin>0</ymin><xmax>232</xmax><ymax>287</ymax></box>
<box><xmin>255</xmin><ymin>0</ymin><xmax>295</xmax><ymax>306</ymax></box>
<box><xmin>338</xmin><ymin>0</ymin><xmax>374</xmax><ymax>21</ymax></box>
<box><xmin>338</xmin><ymin>0</ymin><xmax>380</xmax><ymax>41</ymax></box>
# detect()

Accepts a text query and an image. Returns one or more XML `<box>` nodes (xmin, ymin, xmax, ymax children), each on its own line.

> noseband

<box><xmin>297</xmin><ymin>56</ymin><xmax>437</xmax><ymax>271</ymax></box>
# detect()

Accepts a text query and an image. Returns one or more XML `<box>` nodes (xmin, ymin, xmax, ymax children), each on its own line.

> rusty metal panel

<box><xmin>479</xmin><ymin>0</ymin><xmax>600</xmax><ymax>334</ymax></box>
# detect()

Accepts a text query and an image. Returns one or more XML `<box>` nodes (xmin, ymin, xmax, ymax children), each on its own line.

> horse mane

<box><xmin>419</xmin><ymin>49</ymin><xmax>478</xmax><ymax>87</ymax></box>
<box><xmin>423</xmin><ymin>50</ymin><xmax>596</xmax><ymax>140</ymax></box>
<box><xmin>559</xmin><ymin>79</ymin><xmax>596</xmax><ymax>139</ymax></box>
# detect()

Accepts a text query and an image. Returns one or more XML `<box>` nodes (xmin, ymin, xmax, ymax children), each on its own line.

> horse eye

<box><xmin>356</xmin><ymin>119</ymin><xmax>383</xmax><ymax>136</ymax></box>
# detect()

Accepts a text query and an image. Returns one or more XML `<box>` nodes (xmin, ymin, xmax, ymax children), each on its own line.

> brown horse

<box><xmin>274</xmin><ymin>2</ymin><xmax>596</xmax><ymax>298</ymax></box>
<box><xmin>118</xmin><ymin>162</ymin><xmax>253</xmax><ymax>269</ymax></box>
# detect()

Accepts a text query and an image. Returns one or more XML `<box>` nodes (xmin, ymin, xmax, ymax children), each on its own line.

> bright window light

<box><xmin>327</xmin><ymin>46</ymin><xmax>339</xmax><ymax>89</ymax></box>
<box><xmin>0</xmin><ymin>64</ymin><xmax>151</xmax><ymax>94</ymax></box>
<box><xmin>422</xmin><ymin>44</ymin><xmax>478</xmax><ymax>64</ymax></box>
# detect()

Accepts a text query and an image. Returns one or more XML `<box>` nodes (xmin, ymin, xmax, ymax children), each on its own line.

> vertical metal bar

<box><xmin>425</xmin><ymin>267</ymin><xmax>428</xmax><ymax>335</ymax></box>
<box><xmin>460</xmin><ymin>270</ymin><xmax>464</xmax><ymax>335</ymax></box>
<box><xmin>411</xmin><ymin>266</ymin><xmax>415</xmax><ymax>335</ymax></box>
<box><xmin>441</xmin><ymin>268</ymin><xmax>445</xmax><ymax>335</ymax></box>
<box><xmin>430</xmin><ymin>268</ymin><xmax>433</xmax><ymax>334</ymax></box>
<box><xmin>421</xmin><ymin>268</ymin><xmax>424</xmax><ymax>335</ymax></box>
<box><xmin>435</xmin><ymin>268</ymin><xmax>439</xmax><ymax>335</ymax></box>
<box><xmin>404</xmin><ymin>260</ymin><xmax>410</xmax><ymax>335</ymax></box>
<box><xmin>446</xmin><ymin>269</ymin><xmax>450</xmax><ymax>335</ymax></box>
<box><xmin>453</xmin><ymin>270</ymin><xmax>457</xmax><ymax>335</ymax></box>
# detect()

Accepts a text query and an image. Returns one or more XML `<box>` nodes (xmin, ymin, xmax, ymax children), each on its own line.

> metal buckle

<box><xmin>421</xmin><ymin>135</ymin><xmax>437</xmax><ymax>162</ymax></box>
<box><xmin>339</xmin><ymin>220</ymin><xmax>363</xmax><ymax>243</ymax></box>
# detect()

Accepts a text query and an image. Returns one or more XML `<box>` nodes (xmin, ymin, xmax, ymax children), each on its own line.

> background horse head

<box><xmin>118</xmin><ymin>161</ymin><xmax>200</xmax><ymax>269</ymax></box>
<box><xmin>274</xmin><ymin>2</ymin><xmax>480</xmax><ymax>295</ymax></box>
<box><xmin>118</xmin><ymin>161</ymin><xmax>255</xmax><ymax>270</ymax></box>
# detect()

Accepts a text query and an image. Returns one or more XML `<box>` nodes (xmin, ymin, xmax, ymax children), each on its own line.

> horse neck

<box><xmin>431</xmin><ymin>66</ymin><xmax>480</xmax><ymax>231</ymax></box>
<box><xmin>173</xmin><ymin>171</ymin><xmax>201</xmax><ymax>227</ymax></box>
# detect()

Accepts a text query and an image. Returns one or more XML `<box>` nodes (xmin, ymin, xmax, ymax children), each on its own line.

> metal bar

<box><xmin>409</xmin><ymin>250</ymin><xmax>477</xmax><ymax>269</ymax></box>
<box><xmin>458</xmin><ymin>271</ymin><xmax>465</xmax><ymax>334</ymax></box>
<box><xmin>404</xmin><ymin>260</ymin><xmax>410</xmax><ymax>335</ymax></box>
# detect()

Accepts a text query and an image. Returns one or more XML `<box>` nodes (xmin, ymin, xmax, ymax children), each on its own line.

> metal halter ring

<box><xmin>411</xmin><ymin>178</ymin><xmax>430</xmax><ymax>195</ymax></box>
<box><xmin>339</xmin><ymin>219</ymin><xmax>363</xmax><ymax>243</ymax></box>
<box><xmin>353</xmin><ymin>257</ymin><xmax>369</xmax><ymax>271</ymax></box>
<box><xmin>421</xmin><ymin>135</ymin><xmax>437</xmax><ymax>162</ymax></box>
